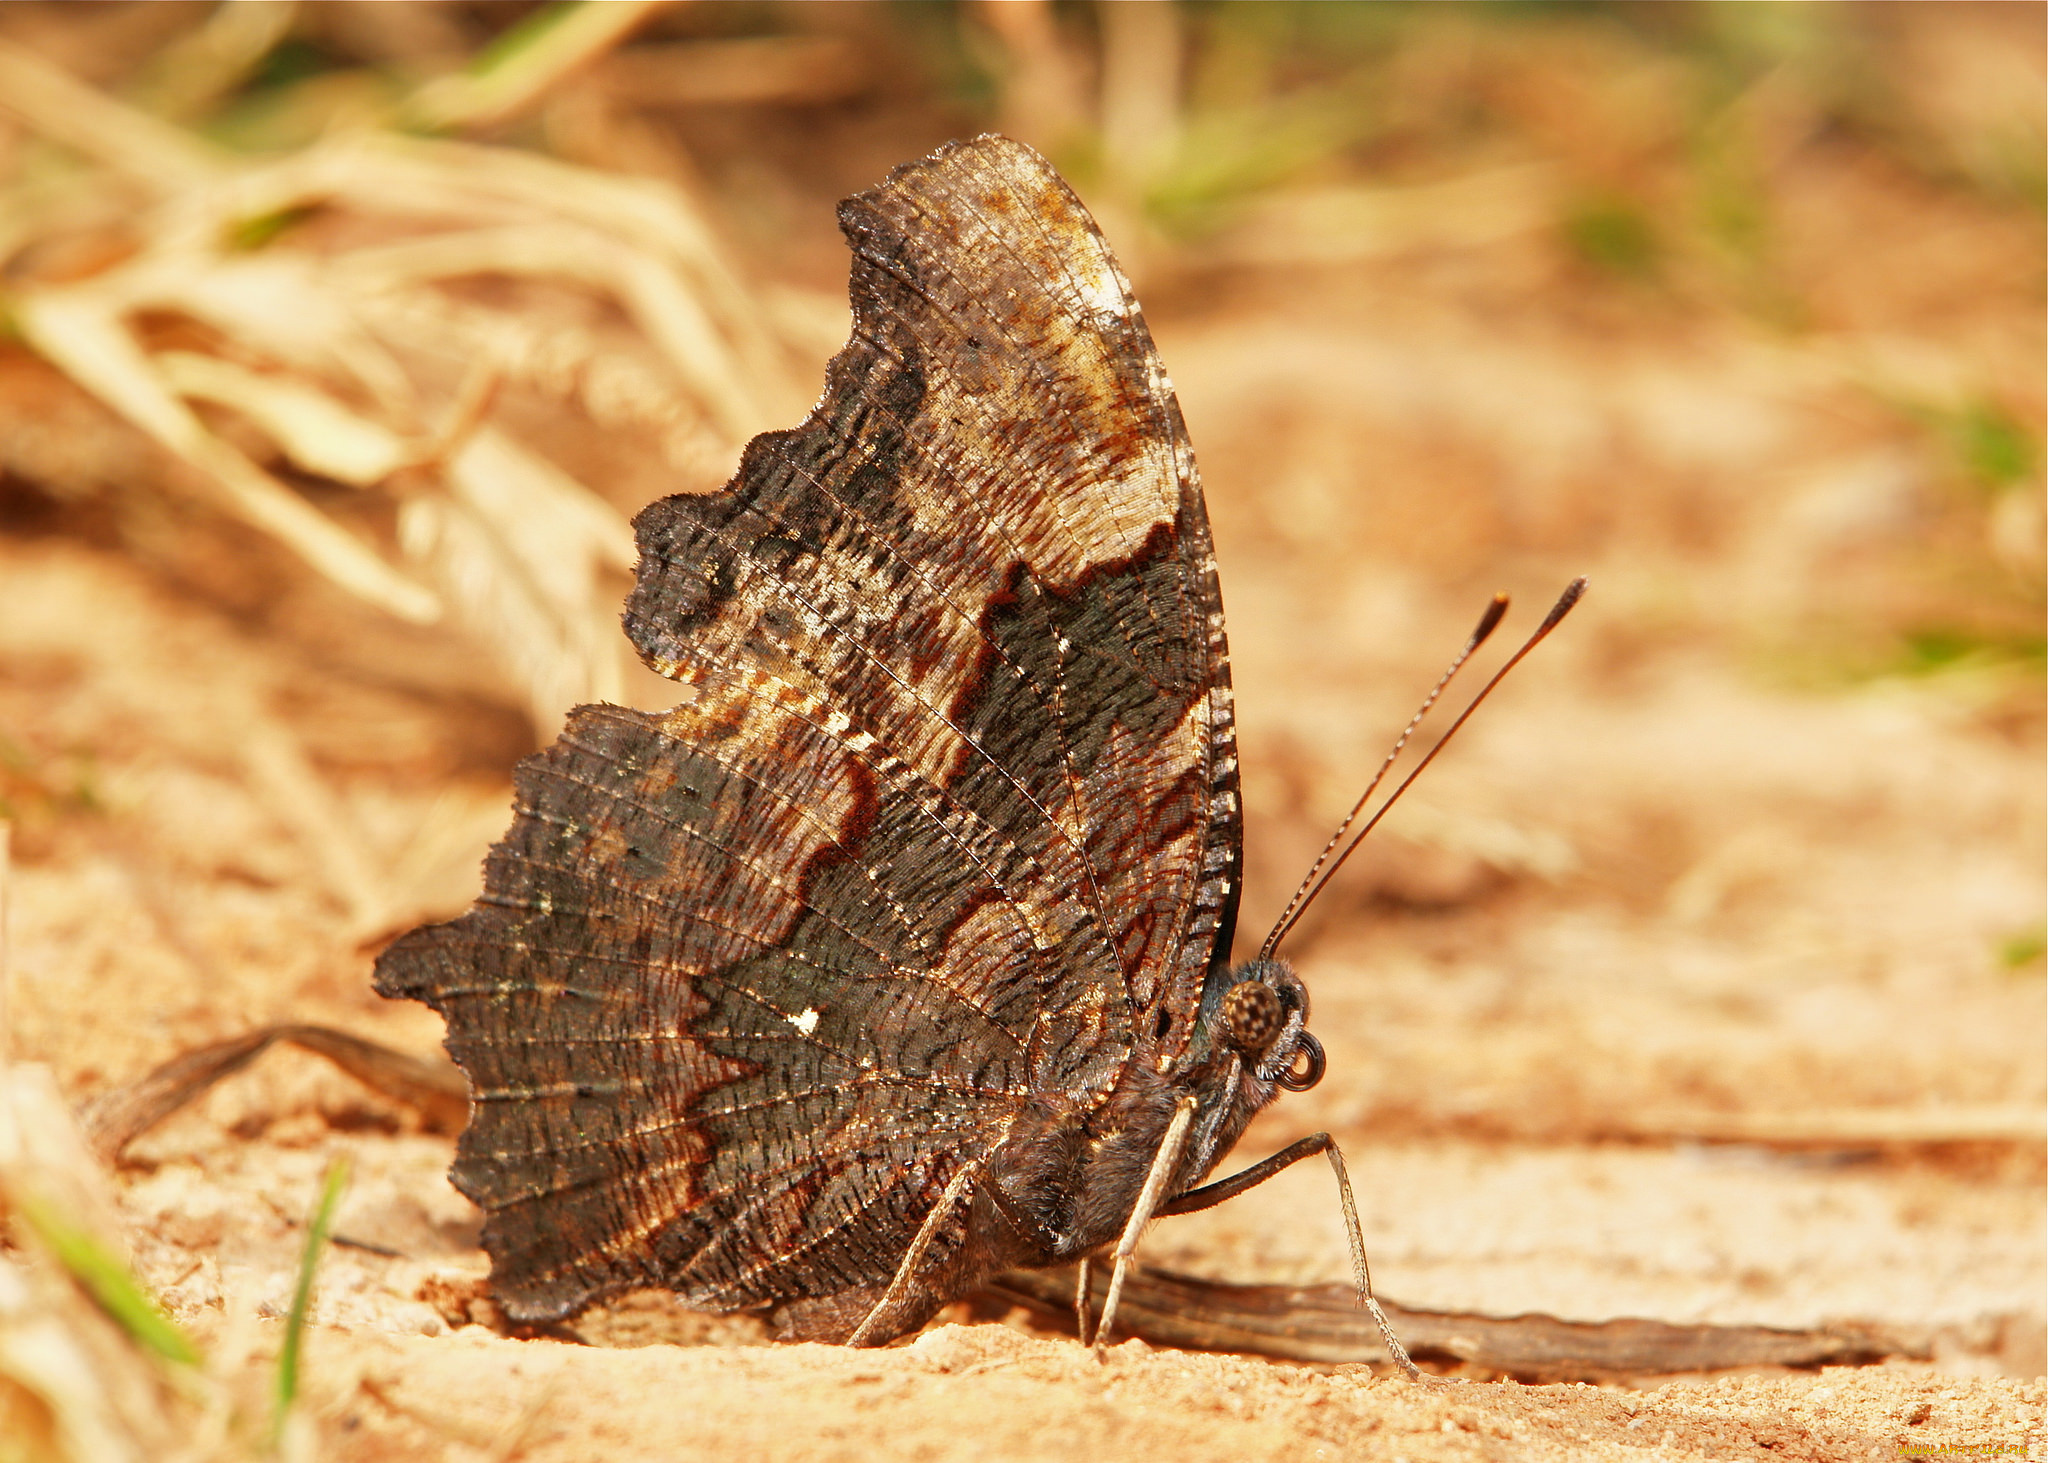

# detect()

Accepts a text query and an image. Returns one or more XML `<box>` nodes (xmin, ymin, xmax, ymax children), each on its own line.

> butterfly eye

<box><xmin>1274</xmin><ymin>1031</ymin><xmax>1325</xmax><ymax>1092</ymax></box>
<box><xmin>1220</xmin><ymin>980</ymin><xmax>1284</xmax><ymax>1055</ymax></box>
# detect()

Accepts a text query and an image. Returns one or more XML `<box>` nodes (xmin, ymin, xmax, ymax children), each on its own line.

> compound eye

<box><xmin>1220</xmin><ymin>980</ymin><xmax>1284</xmax><ymax>1056</ymax></box>
<box><xmin>1275</xmin><ymin>1031</ymin><xmax>1325</xmax><ymax>1092</ymax></box>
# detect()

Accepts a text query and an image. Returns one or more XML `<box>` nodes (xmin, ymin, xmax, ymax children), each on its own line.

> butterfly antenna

<box><xmin>1258</xmin><ymin>593</ymin><xmax>1511</xmax><ymax>962</ymax></box>
<box><xmin>1259</xmin><ymin>577</ymin><xmax>1587</xmax><ymax>961</ymax></box>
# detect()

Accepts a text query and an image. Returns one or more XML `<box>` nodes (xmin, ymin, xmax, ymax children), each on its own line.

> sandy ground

<box><xmin>1</xmin><ymin>7</ymin><xmax>2043</xmax><ymax>1460</ymax></box>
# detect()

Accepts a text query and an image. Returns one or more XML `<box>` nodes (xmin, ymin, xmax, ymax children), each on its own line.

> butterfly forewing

<box><xmin>374</xmin><ymin>135</ymin><xmax>1242</xmax><ymax>1326</ymax></box>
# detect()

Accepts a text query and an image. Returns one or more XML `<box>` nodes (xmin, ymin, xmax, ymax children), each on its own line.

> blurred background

<box><xmin>0</xmin><ymin>0</ymin><xmax>2040</xmax><ymax>1431</ymax></box>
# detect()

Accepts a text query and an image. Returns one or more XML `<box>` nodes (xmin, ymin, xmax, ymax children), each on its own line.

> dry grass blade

<box><xmin>155</xmin><ymin>345</ymin><xmax>637</xmax><ymax>728</ymax></box>
<box><xmin>338</xmin><ymin>135</ymin><xmax>797</xmax><ymax>414</ymax></box>
<box><xmin>336</xmin><ymin>222</ymin><xmax>767</xmax><ymax>440</ymax></box>
<box><xmin>0</xmin><ymin>29</ymin><xmax>799</xmax><ymax>728</ymax></box>
<box><xmin>127</xmin><ymin>0</ymin><xmax>299</xmax><ymax>123</ymax></box>
<box><xmin>11</xmin><ymin>292</ymin><xmax>444</xmax><ymax>624</ymax></box>
<box><xmin>238</xmin><ymin>718</ymin><xmax>393</xmax><ymax>933</ymax></box>
<box><xmin>402</xmin><ymin>427</ymin><xmax>635</xmax><ymax>728</ymax></box>
<box><xmin>84</xmin><ymin>1026</ymin><xmax>467</xmax><ymax>1166</ymax></box>
<box><xmin>0</xmin><ymin>38</ymin><xmax>221</xmax><ymax>187</ymax></box>
<box><xmin>986</xmin><ymin>1265</ymin><xmax>1917</xmax><ymax>1379</ymax></box>
<box><xmin>156</xmin><ymin>338</ymin><xmax>637</xmax><ymax>725</ymax></box>
<box><xmin>401</xmin><ymin>0</ymin><xmax>673</xmax><ymax>135</ymax></box>
<box><xmin>155</xmin><ymin>352</ymin><xmax>411</xmax><ymax>488</ymax></box>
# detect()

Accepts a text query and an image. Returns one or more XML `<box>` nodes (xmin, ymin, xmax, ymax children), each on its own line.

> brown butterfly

<box><xmin>377</xmin><ymin>134</ymin><xmax>1578</xmax><ymax>1364</ymax></box>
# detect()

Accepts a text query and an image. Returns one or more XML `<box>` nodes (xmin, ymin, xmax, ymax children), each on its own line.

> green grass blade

<box><xmin>14</xmin><ymin>1190</ymin><xmax>202</xmax><ymax>1367</ymax></box>
<box><xmin>272</xmin><ymin>1154</ymin><xmax>350</xmax><ymax>1444</ymax></box>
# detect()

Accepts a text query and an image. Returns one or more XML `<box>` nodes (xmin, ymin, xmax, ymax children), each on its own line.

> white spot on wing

<box><xmin>1076</xmin><ymin>260</ymin><xmax>1126</xmax><ymax>319</ymax></box>
<box><xmin>788</xmin><ymin>1007</ymin><xmax>821</xmax><ymax>1036</ymax></box>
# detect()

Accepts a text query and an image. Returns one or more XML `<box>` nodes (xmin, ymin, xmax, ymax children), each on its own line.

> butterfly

<box><xmin>376</xmin><ymin>134</ymin><xmax>1445</xmax><ymax>1367</ymax></box>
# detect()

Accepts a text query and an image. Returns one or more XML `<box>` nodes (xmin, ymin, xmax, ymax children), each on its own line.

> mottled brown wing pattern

<box><xmin>374</xmin><ymin>135</ymin><xmax>1242</xmax><ymax>1324</ymax></box>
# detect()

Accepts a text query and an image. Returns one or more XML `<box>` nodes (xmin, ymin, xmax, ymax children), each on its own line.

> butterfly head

<box><xmin>1195</xmin><ymin>958</ymin><xmax>1324</xmax><ymax>1093</ymax></box>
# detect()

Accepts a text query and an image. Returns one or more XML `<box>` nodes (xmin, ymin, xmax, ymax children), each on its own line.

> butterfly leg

<box><xmin>1164</xmin><ymin>1133</ymin><xmax>1424</xmax><ymax>1381</ymax></box>
<box><xmin>846</xmin><ymin>1157</ymin><xmax>983</xmax><ymax>1347</ymax></box>
<box><xmin>1094</xmin><ymin>1095</ymin><xmax>1197</xmax><ymax>1354</ymax></box>
<box><xmin>1073</xmin><ymin>1255</ymin><xmax>1094</xmax><ymax>1346</ymax></box>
